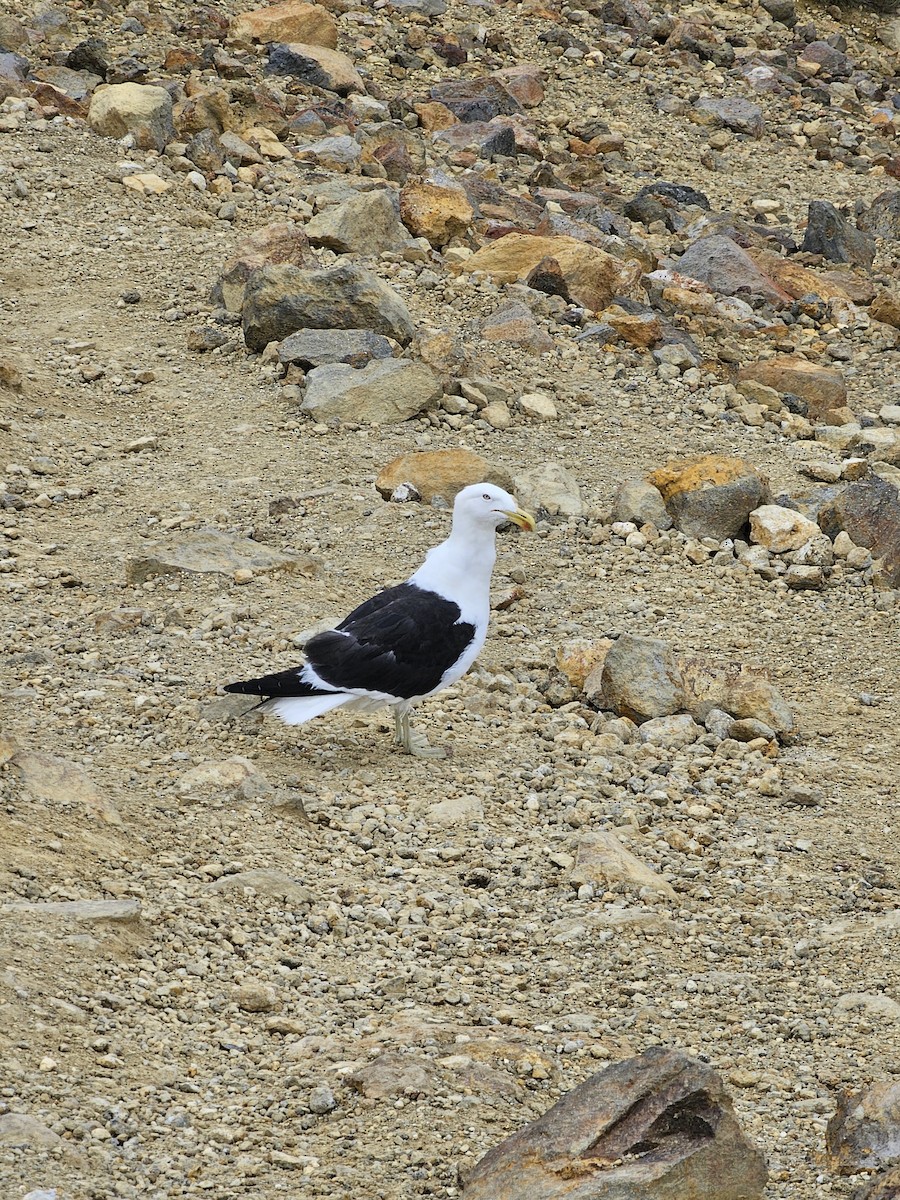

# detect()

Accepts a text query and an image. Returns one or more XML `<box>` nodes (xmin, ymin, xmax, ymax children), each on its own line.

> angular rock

<box><xmin>8</xmin><ymin>749</ymin><xmax>121</xmax><ymax>825</ymax></box>
<box><xmin>801</xmin><ymin>200</ymin><xmax>876</xmax><ymax>269</ymax></box>
<box><xmin>266</xmin><ymin>42</ymin><xmax>364</xmax><ymax>94</ymax></box>
<box><xmin>746</xmin><ymin>249</ymin><xmax>854</xmax><ymax>304</ymax></box>
<box><xmin>749</xmin><ymin>505</ymin><xmax>821</xmax><ymax>553</ymax></box>
<box><xmin>798</xmin><ymin>39</ymin><xmax>852</xmax><ymax>78</ymax></box>
<box><xmin>601</xmin><ymin>634</ymin><xmax>684</xmax><ymax>722</ymax></box>
<box><xmin>466</xmin><ymin>234</ymin><xmax>624</xmax><ymax>311</ymax></box>
<box><xmin>492</xmin><ymin>63</ymin><xmax>545</xmax><ymax>108</ymax></box>
<box><xmin>429</xmin><ymin>76</ymin><xmax>522</xmax><ymax>123</ymax></box>
<box><xmin>375</xmin><ymin>450</ymin><xmax>511</xmax><ymax>503</ymax></box>
<box><xmin>826</xmin><ymin>1080</ymin><xmax>900</xmax><ymax>1175</ymax></box>
<box><xmin>210</xmin><ymin>869</ymin><xmax>313</xmax><ymax>905</ymax></box>
<box><xmin>234</xmin><ymin>981</ymin><xmax>279</xmax><ymax>1013</ymax></box>
<box><xmin>179</xmin><ymin>756</ymin><xmax>271</xmax><ymax>799</ymax></box>
<box><xmin>301</xmin><ymin>359</ymin><xmax>442</xmax><ymax>424</ymax></box>
<box><xmin>600</xmin><ymin>305</ymin><xmax>662</xmax><ymax>348</ymax></box>
<box><xmin>556</xmin><ymin>638</ymin><xmax>613</xmax><ymax>692</ymax></box>
<box><xmin>295</xmin><ymin>134</ymin><xmax>361</xmax><ymax>172</ymax></box>
<box><xmin>433</xmin><ymin>118</ymin><xmax>517</xmax><ymax>159</ymax></box>
<box><xmin>0</xmin><ymin>1113</ymin><xmax>64</xmax><ymax>1150</ymax></box>
<box><xmin>674</xmin><ymin>236</ymin><xmax>789</xmax><ymax>304</ymax></box>
<box><xmin>870</xmin><ymin>292</ymin><xmax>900</xmax><ymax>329</ymax></box>
<box><xmin>214</xmin><ymin>221</ymin><xmax>314</xmax><ymax>313</ymax></box>
<box><xmin>464</xmin><ymin>1047</ymin><xmax>767</xmax><ymax>1200</ymax></box>
<box><xmin>88</xmin><ymin>82</ymin><xmax>175</xmax><ymax>151</ymax></box>
<box><xmin>480</xmin><ymin>303</ymin><xmax>554</xmax><ymax>355</ymax></box>
<box><xmin>305</xmin><ymin>190</ymin><xmax>409</xmax><ymax>255</ymax></box>
<box><xmin>737</xmin><ymin>356</ymin><xmax>847</xmax><ymax>421</ymax></box>
<box><xmin>400</xmin><ymin>179</ymin><xmax>474</xmax><ymax>247</ymax></box>
<box><xmin>242</xmin><ymin>262</ymin><xmax>414</xmax><ymax>350</ymax></box>
<box><xmin>856</xmin><ymin>1165</ymin><xmax>900</xmax><ymax>1200</ymax></box>
<box><xmin>639</xmin><ymin>713</ymin><xmax>703</xmax><ymax>748</ymax></box>
<box><xmin>858</xmin><ymin>190</ymin><xmax>900</xmax><ymax>241</ymax></box>
<box><xmin>693</xmin><ymin>96</ymin><xmax>764</xmax><ymax>138</ymax></box>
<box><xmin>2</xmin><ymin>899</ymin><xmax>141</xmax><ymax>922</ymax></box>
<box><xmin>519</xmin><ymin>392</ymin><xmax>557</xmax><ymax>420</ymax></box>
<box><xmin>278</xmin><ymin>328</ymin><xmax>393</xmax><ymax>368</ymax></box>
<box><xmin>613</xmin><ymin>478</ymin><xmax>672</xmax><ymax>529</ymax></box>
<box><xmin>348</xmin><ymin>1052</ymin><xmax>436</xmax><ymax>1099</ymax></box>
<box><xmin>513</xmin><ymin>462</ymin><xmax>583</xmax><ymax>517</ymax></box>
<box><xmin>679</xmin><ymin>658</ymin><xmax>794</xmax><ymax>735</ymax></box>
<box><xmin>648</xmin><ymin>455</ymin><xmax>770</xmax><ymax>541</ymax></box>
<box><xmin>229</xmin><ymin>2</ymin><xmax>338</xmax><ymax>48</ymax></box>
<box><xmin>571</xmin><ymin>831</ymin><xmax>676</xmax><ymax>897</ymax></box>
<box><xmin>127</xmin><ymin>529</ymin><xmax>318</xmax><ymax>582</ymax></box>
<box><xmin>818</xmin><ymin>476</ymin><xmax>900</xmax><ymax>588</ymax></box>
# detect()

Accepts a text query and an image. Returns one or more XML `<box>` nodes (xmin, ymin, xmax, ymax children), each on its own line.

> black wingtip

<box><xmin>224</xmin><ymin>681</ymin><xmax>261</xmax><ymax>695</ymax></box>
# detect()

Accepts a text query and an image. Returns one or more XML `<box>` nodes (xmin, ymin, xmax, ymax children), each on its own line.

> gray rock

<box><xmin>694</xmin><ymin>96</ymin><xmax>765</xmax><ymax>138</ymax></box>
<box><xmin>858</xmin><ymin>190</ymin><xmax>900</xmax><ymax>241</ymax></box>
<box><xmin>826</xmin><ymin>1079</ymin><xmax>900</xmax><ymax>1174</ymax></box>
<box><xmin>126</xmin><ymin>529</ymin><xmax>319</xmax><ymax>583</ymax></box>
<box><xmin>570</xmin><ymin>831</ymin><xmax>676</xmax><ymax>897</ymax></box>
<box><xmin>638</xmin><ymin>713</ymin><xmax>703</xmax><ymax>748</ymax></box>
<box><xmin>348</xmin><ymin>1052</ymin><xmax>436</xmax><ymax>1099</ymax></box>
<box><xmin>295</xmin><ymin>134</ymin><xmax>362</xmax><ymax>172</ymax></box>
<box><xmin>463</xmin><ymin>1046</ymin><xmax>767</xmax><ymax>1200</ymax></box>
<box><xmin>818</xmin><ymin>475</ymin><xmax>900</xmax><ymax>588</ymax></box>
<box><xmin>0</xmin><ymin>1113</ymin><xmax>63</xmax><ymax>1149</ymax></box>
<box><xmin>304</xmin><ymin>190</ymin><xmax>409</xmax><ymax>255</ymax></box>
<box><xmin>7</xmin><ymin>748</ymin><xmax>120</xmax><ymax>825</ymax></box>
<box><xmin>801</xmin><ymin>200</ymin><xmax>876</xmax><ymax>268</ymax></box>
<box><xmin>601</xmin><ymin>635</ymin><xmax>684</xmax><ymax>722</ymax></box>
<box><xmin>391</xmin><ymin>0</ymin><xmax>446</xmax><ymax>12</ymax></box>
<box><xmin>679</xmin><ymin>656</ymin><xmax>794</xmax><ymax>736</ymax></box>
<box><xmin>1</xmin><ymin>899</ymin><xmax>141</xmax><ymax>922</ymax></box>
<box><xmin>266</xmin><ymin>43</ymin><xmax>364</xmax><ymax>95</ymax></box>
<box><xmin>855</xmin><ymin>1164</ymin><xmax>900</xmax><ymax>1200</ymax></box>
<box><xmin>278</xmin><ymin>328</ymin><xmax>394</xmax><ymax>368</ymax></box>
<box><xmin>512</xmin><ymin>462</ymin><xmax>583</xmax><ymax>517</ymax></box>
<box><xmin>301</xmin><ymin>358</ymin><xmax>442</xmax><ymax>424</ymax></box>
<box><xmin>674</xmin><ymin>235</ymin><xmax>788</xmax><ymax>304</ymax></box>
<box><xmin>87</xmin><ymin>82</ymin><xmax>174</xmax><ymax>151</ymax></box>
<box><xmin>309</xmin><ymin>1085</ymin><xmax>337</xmax><ymax>1114</ymax></box>
<box><xmin>613</xmin><ymin>478</ymin><xmax>672</xmax><ymax>529</ymax></box>
<box><xmin>210</xmin><ymin>870</ymin><xmax>313</xmax><ymax>906</ymax></box>
<box><xmin>429</xmin><ymin>76</ymin><xmax>522</xmax><ymax>123</ymax></box>
<box><xmin>242</xmin><ymin>262</ymin><xmax>415</xmax><ymax>351</ymax></box>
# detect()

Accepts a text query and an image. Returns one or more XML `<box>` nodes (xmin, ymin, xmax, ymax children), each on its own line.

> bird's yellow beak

<box><xmin>502</xmin><ymin>508</ymin><xmax>536</xmax><ymax>532</ymax></box>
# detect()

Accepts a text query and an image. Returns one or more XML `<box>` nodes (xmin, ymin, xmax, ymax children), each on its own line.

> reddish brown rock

<box><xmin>463</xmin><ymin>1046</ymin><xmax>767</xmax><ymax>1200</ymax></box>
<box><xmin>738</xmin><ymin>356</ymin><xmax>847</xmax><ymax>420</ymax></box>
<box><xmin>870</xmin><ymin>291</ymin><xmax>900</xmax><ymax>329</ymax></box>
<box><xmin>492</xmin><ymin>63</ymin><xmax>545</xmax><ymax>108</ymax></box>
<box><xmin>229</xmin><ymin>1</ymin><xmax>338</xmax><ymax>48</ymax></box>
<box><xmin>375</xmin><ymin>450</ymin><xmax>511</xmax><ymax>504</ymax></box>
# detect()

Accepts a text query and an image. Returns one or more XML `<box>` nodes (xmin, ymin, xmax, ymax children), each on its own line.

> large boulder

<box><xmin>375</xmin><ymin>450</ymin><xmax>511</xmax><ymax>503</ymax></box>
<box><xmin>463</xmin><ymin>1046</ymin><xmax>768</xmax><ymax>1200</ymax></box>
<box><xmin>465</xmin><ymin>234</ymin><xmax>625</xmax><ymax>312</ymax></box>
<box><xmin>300</xmin><ymin>359</ymin><xmax>442</xmax><ymax>424</ymax></box>
<box><xmin>229</xmin><ymin>1</ymin><xmax>337</xmax><ymax>47</ymax></box>
<box><xmin>647</xmin><ymin>455</ymin><xmax>770</xmax><ymax>541</ymax></box>
<box><xmin>737</xmin><ymin>356</ymin><xmax>847</xmax><ymax>421</ymax></box>
<box><xmin>826</xmin><ymin>1079</ymin><xmax>900</xmax><ymax>1175</ymax></box>
<box><xmin>601</xmin><ymin>635</ymin><xmax>684</xmax><ymax>723</ymax></box>
<box><xmin>241</xmin><ymin>262</ymin><xmax>415</xmax><ymax>350</ymax></box>
<box><xmin>305</xmin><ymin>190</ymin><xmax>409</xmax><ymax>255</ymax></box>
<box><xmin>266</xmin><ymin>42</ymin><xmax>364</xmax><ymax>94</ymax></box>
<box><xmin>88</xmin><ymin>82</ymin><xmax>174</xmax><ymax>151</ymax></box>
<box><xmin>818</xmin><ymin>475</ymin><xmax>900</xmax><ymax>588</ymax></box>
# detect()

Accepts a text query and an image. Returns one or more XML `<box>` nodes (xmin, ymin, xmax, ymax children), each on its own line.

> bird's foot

<box><xmin>402</xmin><ymin>727</ymin><xmax>449</xmax><ymax>760</ymax></box>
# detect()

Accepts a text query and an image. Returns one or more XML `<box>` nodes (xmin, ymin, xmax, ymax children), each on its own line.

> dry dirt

<box><xmin>1</xmin><ymin>0</ymin><xmax>900</xmax><ymax>1197</ymax></box>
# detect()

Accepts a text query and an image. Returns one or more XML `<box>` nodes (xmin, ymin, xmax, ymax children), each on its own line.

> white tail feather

<box><xmin>259</xmin><ymin>693</ymin><xmax>352</xmax><ymax>726</ymax></box>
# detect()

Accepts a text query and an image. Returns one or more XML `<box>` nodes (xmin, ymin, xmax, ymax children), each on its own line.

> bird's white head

<box><xmin>452</xmin><ymin>483</ymin><xmax>536</xmax><ymax>533</ymax></box>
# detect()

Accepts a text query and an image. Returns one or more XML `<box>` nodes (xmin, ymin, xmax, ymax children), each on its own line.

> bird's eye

<box><xmin>482</xmin><ymin>493</ymin><xmax>491</xmax><ymax>500</ymax></box>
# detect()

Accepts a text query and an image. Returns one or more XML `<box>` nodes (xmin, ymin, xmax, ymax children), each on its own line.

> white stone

<box><xmin>749</xmin><ymin>504</ymin><xmax>820</xmax><ymax>553</ymax></box>
<box><xmin>519</xmin><ymin>391</ymin><xmax>557</xmax><ymax>420</ymax></box>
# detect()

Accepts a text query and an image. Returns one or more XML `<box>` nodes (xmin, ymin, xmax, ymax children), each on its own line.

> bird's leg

<box><xmin>396</xmin><ymin>708</ymin><xmax>447</xmax><ymax>759</ymax></box>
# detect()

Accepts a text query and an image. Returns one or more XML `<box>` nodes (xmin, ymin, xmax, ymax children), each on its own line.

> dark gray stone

<box><xmin>801</xmin><ymin>200</ymin><xmax>875</xmax><ymax>267</ymax></box>
<box><xmin>674</xmin><ymin>235</ymin><xmax>788</xmax><ymax>304</ymax></box>
<box><xmin>429</xmin><ymin>76</ymin><xmax>522</xmax><ymax>123</ymax></box>
<box><xmin>278</xmin><ymin>328</ymin><xmax>393</xmax><ymax>368</ymax></box>
<box><xmin>858</xmin><ymin>190</ymin><xmax>900</xmax><ymax>241</ymax></box>
<box><xmin>694</xmin><ymin>96</ymin><xmax>765</xmax><ymax>137</ymax></box>
<box><xmin>818</xmin><ymin>475</ymin><xmax>900</xmax><ymax>588</ymax></box>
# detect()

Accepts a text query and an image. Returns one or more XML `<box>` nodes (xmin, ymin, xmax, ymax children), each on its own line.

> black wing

<box><xmin>308</xmin><ymin>582</ymin><xmax>475</xmax><ymax>699</ymax></box>
<box><xmin>224</xmin><ymin>583</ymin><xmax>476</xmax><ymax>701</ymax></box>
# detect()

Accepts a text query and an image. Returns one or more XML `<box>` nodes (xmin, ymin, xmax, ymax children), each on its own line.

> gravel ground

<box><xmin>2</xmin><ymin>0</ymin><xmax>900</xmax><ymax>1195</ymax></box>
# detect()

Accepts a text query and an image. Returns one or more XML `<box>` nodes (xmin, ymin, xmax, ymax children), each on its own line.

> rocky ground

<box><xmin>2</xmin><ymin>0</ymin><xmax>900</xmax><ymax>1196</ymax></box>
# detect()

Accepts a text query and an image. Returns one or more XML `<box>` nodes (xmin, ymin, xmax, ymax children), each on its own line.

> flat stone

<box><xmin>7</xmin><ymin>749</ymin><xmax>121</xmax><ymax>824</ymax></box>
<box><xmin>694</xmin><ymin>95</ymin><xmax>764</xmax><ymax>137</ymax></box>
<box><xmin>301</xmin><ymin>359</ymin><xmax>442</xmax><ymax>424</ymax></box>
<box><xmin>211</xmin><ymin>869</ymin><xmax>313</xmax><ymax>905</ymax></box>
<box><xmin>0</xmin><ymin>1113</ymin><xmax>64</xmax><ymax>1150</ymax></box>
<box><xmin>127</xmin><ymin>529</ymin><xmax>318</xmax><ymax>582</ymax></box>
<box><xmin>375</xmin><ymin>450</ymin><xmax>511</xmax><ymax>503</ymax></box>
<box><xmin>464</xmin><ymin>1047</ymin><xmax>767</xmax><ymax>1200</ymax></box>
<box><xmin>1</xmin><ymin>899</ymin><xmax>141</xmax><ymax>922</ymax></box>
<box><xmin>88</xmin><ymin>82</ymin><xmax>174</xmax><ymax>151</ymax></box>
<box><xmin>571</xmin><ymin>831</ymin><xmax>675</xmax><ymax>897</ymax></box>
<box><xmin>827</xmin><ymin>1079</ymin><xmax>900</xmax><ymax>1174</ymax></box>
<box><xmin>305</xmin><ymin>189</ymin><xmax>409</xmax><ymax>255</ymax></box>
<box><xmin>648</xmin><ymin>455</ymin><xmax>770</xmax><ymax>541</ymax></box>
<box><xmin>242</xmin><ymin>262</ymin><xmax>414</xmax><ymax>351</ymax></box>
<box><xmin>178</xmin><ymin>756</ymin><xmax>272</xmax><ymax>797</ymax></box>
<box><xmin>229</xmin><ymin>1</ymin><xmax>337</xmax><ymax>48</ymax></box>
<box><xmin>348</xmin><ymin>1052</ymin><xmax>436</xmax><ymax>1099</ymax></box>
<box><xmin>519</xmin><ymin>392</ymin><xmax>558</xmax><ymax>420</ymax></box>
<box><xmin>429</xmin><ymin>76</ymin><xmax>522</xmax><ymax>123</ymax></box>
<box><xmin>427</xmin><ymin>794</ymin><xmax>484</xmax><ymax>826</ymax></box>
<box><xmin>266</xmin><ymin>42</ymin><xmax>364</xmax><ymax>94</ymax></box>
<box><xmin>278</xmin><ymin>328</ymin><xmax>393</xmax><ymax>368</ymax></box>
<box><xmin>513</xmin><ymin>462</ymin><xmax>583</xmax><ymax>517</ymax></box>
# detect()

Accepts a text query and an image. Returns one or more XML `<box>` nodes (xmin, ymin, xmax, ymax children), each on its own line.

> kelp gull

<box><xmin>224</xmin><ymin>483</ymin><xmax>535</xmax><ymax>758</ymax></box>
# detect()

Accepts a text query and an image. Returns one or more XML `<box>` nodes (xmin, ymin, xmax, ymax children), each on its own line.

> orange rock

<box><xmin>400</xmin><ymin>180</ymin><xmax>474</xmax><ymax>248</ymax></box>
<box><xmin>229</xmin><ymin>1</ymin><xmax>337</xmax><ymax>48</ymax></box>
<box><xmin>375</xmin><ymin>450</ymin><xmax>511</xmax><ymax>503</ymax></box>
<box><xmin>556</xmin><ymin>638</ymin><xmax>613</xmax><ymax>691</ymax></box>
<box><xmin>737</xmin><ymin>356</ymin><xmax>847</xmax><ymax>418</ymax></box>
<box><xmin>870</xmin><ymin>291</ymin><xmax>900</xmax><ymax>329</ymax></box>
<box><xmin>747</xmin><ymin>249</ymin><xmax>852</xmax><ymax>302</ymax></box>
<box><xmin>600</xmin><ymin>305</ymin><xmax>662</xmax><ymax>348</ymax></box>
<box><xmin>649</xmin><ymin>454</ymin><xmax>760</xmax><ymax>501</ymax></box>
<box><xmin>413</xmin><ymin>100</ymin><xmax>456</xmax><ymax>132</ymax></box>
<box><xmin>465</xmin><ymin>234</ymin><xmax>625</xmax><ymax>312</ymax></box>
